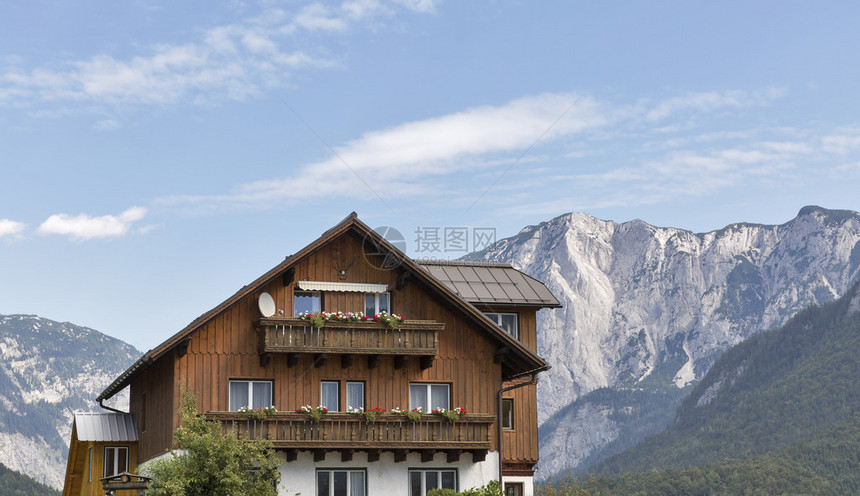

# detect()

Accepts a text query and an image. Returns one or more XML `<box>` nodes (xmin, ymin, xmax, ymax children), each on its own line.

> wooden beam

<box><xmin>421</xmin><ymin>450</ymin><xmax>436</xmax><ymax>462</ymax></box>
<box><xmin>177</xmin><ymin>339</ymin><xmax>191</xmax><ymax>358</ymax></box>
<box><xmin>287</xmin><ymin>353</ymin><xmax>298</xmax><ymax>368</ymax></box>
<box><xmin>341</xmin><ymin>354</ymin><xmax>354</xmax><ymax>369</ymax></box>
<box><xmin>471</xmin><ymin>450</ymin><xmax>487</xmax><ymax>462</ymax></box>
<box><xmin>368</xmin><ymin>355</ymin><xmax>381</xmax><ymax>369</ymax></box>
<box><xmin>282</xmin><ymin>267</ymin><xmax>295</xmax><ymax>286</ymax></box>
<box><xmin>314</xmin><ymin>354</ymin><xmax>328</xmax><ymax>368</ymax></box>
<box><xmin>341</xmin><ymin>449</ymin><xmax>354</xmax><ymax>462</ymax></box>
<box><xmin>394</xmin><ymin>449</ymin><xmax>408</xmax><ymax>463</ymax></box>
<box><xmin>394</xmin><ymin>355</ymin><xmax>408</xmax><ymax>370</ymax></box>
<box><xmin>447</xmin><ymin>450</ymin><xmax>462</xmax><ymax>463</ymax></box>
<box><xmin>419</xmin><ymin>355</ymin><xmax>434</xmax><ymax>370</ymax></box>
<box><xmin>396</xmin><ymin>270</ymin><xmax>411</xmax><ymax>290</ymax></box>
<box><xmin>367</xmin><ymin>449</ymin><xmax>380</xmax><ymax>462</ymax></box>
<box><xmin>285</xmin><ymin>449</ymin><xmax>298</xmax><ymax>462</ymax></box>
<box><xmin>493</xmin><ymin>346</ymin><xmax>508</xmax><ymax>363</ymax></box>
<box><xmin>314</xmin><ymin>449</ymin><xmax>326</xmax><ymax>462</ymax></box>
<box><xmin>259</xmin><ymin>353</ymin><xmax>271</xmax><ymax>368</ymax></box>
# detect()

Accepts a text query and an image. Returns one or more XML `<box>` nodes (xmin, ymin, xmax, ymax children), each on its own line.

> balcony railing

<box><xmin>256</xmin><ymin>318</ymin><xmax>444</xmax><ymax>357</ymax></box>
<box><xmin>206</xmin><ymin>412</ymin><xmax>493</xmax><ymax>453</ymax></box>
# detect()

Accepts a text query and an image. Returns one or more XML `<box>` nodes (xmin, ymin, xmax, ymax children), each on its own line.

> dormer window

<box><xmin>485</xmin><ymin>312</ymin><xmax>518</xmax><ymax>340</ymax></box>
<box><xmin>365</xmin><ymin>293</ymin><xmax>390</xmax><ymax>315</ymax></box>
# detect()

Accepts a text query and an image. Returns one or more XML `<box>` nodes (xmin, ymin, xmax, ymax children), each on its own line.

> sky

<box><xmin>2</xmin><ymin>1</ymin><xmax>860</xmax><ymax>351</ymax></box>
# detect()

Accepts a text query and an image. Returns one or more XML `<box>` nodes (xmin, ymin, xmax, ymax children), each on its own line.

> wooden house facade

<box><xmin>62</xmin><ymin>413</ymin><xmax>139</xmax><ymax>496</ymax></box>
<box><xmin>70</xmin><ymin>213</ymin><xmax>559</xmax><ymax>496</ymax></box>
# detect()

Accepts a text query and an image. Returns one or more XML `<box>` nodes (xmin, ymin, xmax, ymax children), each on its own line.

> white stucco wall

<box><xmin>276</xmin><ymin>450</ymin><xmax>500</xmax><ymax>496</ymax></box>
<box><xmin>502</xmin><ymin>475</ymin><xmax>535</xmax><ymax>496</ymax></box>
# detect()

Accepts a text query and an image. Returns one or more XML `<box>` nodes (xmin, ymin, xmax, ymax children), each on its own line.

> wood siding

<box><xmin>131</xmin><ymin>233</ymin><xmax>542</xmax><ymax>466</ymax></box>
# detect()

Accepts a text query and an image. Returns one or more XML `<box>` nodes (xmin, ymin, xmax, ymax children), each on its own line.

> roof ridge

<box><xmin>416</xmin><ymin>259</ymin><xmax>513</xmax><ymax>268</ymax></box>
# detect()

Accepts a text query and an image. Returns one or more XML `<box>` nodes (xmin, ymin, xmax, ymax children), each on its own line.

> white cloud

<box><xmin>38</xmin><ymin>207</ymin><xmax>148</xmax><ymax>241</ymax></box>
<box><xmin>160</xmin><ymin>92</ymin><xmax>610</xmax><ymax>209</ymax></box>
<box><xmin>646</xmin><ymin>88</ymin><xmax>788</xmax><ymax>122</ymax></box>
<box><xmin>0</xmin><ymin>1</ymin><xmax>430</xmax><ymax>108</ymax></box>
<box><xmin>0</xmin><ymin>219</ymin><xmax>26</xmax><ymax>238</ymax></box>
<box><xmin>94</xmin><ymin>119</ymin><xmax>121</xmax><ymax>130</ymax></box>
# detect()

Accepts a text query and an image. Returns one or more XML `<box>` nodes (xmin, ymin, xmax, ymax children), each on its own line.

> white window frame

<box><xmin>364</xmin><ymin>292</ymin><xmax>390</xmax><ymax>316</ymax></box>
<box><xmin>295</xmin><ymin>290</ymin><xmax>322</xmax><ymax>316</ymax></box>
<box><xmin>321</xmin><ymin>380</ymin><xmax>340</xmax><ymax>412</ymax></box>
<box><xmin>228</xmin><ymin>380</ymin><xmax>273</xmax><ymax>411</ymax></box>
<box><xmin>103</xmin><ymin>446</ymin><xmax>128</xmax><ymax>478</ymax></box>
<box><xmin>346</xmin><ymin>381</ymin><xmax>365</xmax><ymax>411</ymax></box>
<box><xmin>409</xmin><ymin>383</ymin><xmax>450</xmax><ymax>412</ymax></box>
<box><xmin>408</xmin><ymin>469</ymin><xmax>457</xmax><ymax>495</ymax></box>
<box><xmin>484</xmin><ymin>312</ymin><xmax>519</xmax><ymax>340</ymax></box>
<box><xmin>317</xmin><ymin>468</ymin><xmax>366</xmax><ymax>496</ymax></box>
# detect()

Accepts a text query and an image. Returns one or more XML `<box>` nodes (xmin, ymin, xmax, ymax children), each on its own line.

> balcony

<box><xmin>255</xmin><ymin>318</ymin><xmax>444</xmax><ymax>369</ymax></box>
<box><xmin>206</xmin><ymin>412</ymin><xmax>493</xmax><ymax>462</ymax></box>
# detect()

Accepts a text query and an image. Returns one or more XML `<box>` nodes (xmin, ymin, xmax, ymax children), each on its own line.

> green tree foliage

<box><xmin>144</xmin><ymin>392</ymin><xmax>280</xmax><ymax>496</ymax></box>
<box><xmin>0</xmin><ymin>462</ymin><xmax>59</xmax><ymax>496</ymax></box>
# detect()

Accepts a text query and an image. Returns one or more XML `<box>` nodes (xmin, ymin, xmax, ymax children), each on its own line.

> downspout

<box><xmin>496</xmin><ymin>365</ymin><xmax>550</xmax><ymax>488</ymax></box>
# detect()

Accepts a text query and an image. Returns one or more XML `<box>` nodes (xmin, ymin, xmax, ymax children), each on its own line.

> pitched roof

<box><xmin>98</xmin><ymin>213</ymin><xmax>554</xmax><ymax>401</ymax></box>
<box><xmin>74</xmin><ymin>412</ymin><xmax>138</xmax><ymax>442</ymax></box>
<box><xmin>416</xmin><ymin>260</ymin><xmax>561</xmax><ymax>308</ymax></box>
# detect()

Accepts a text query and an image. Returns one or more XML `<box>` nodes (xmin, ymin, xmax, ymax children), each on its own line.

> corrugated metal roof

<box><xmin>75</xmin><ymin>412</ymin><xmax>138</xmax><ymax>442</ymax></box>
<box><xmin>416</xmin><ymin>260</ymin><xmax>561</xmax><ymax>307</ymax></box>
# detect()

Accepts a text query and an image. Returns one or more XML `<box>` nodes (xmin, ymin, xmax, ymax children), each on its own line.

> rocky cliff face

<box><xmin>466</xmin><ymin>206</ymin><xmax>860</xmax><ymax>476</ymax></box>
<box><xmin>0</xmin><ymin>315</ymin><xmax>138</xmax><ymax>489</ymax></box>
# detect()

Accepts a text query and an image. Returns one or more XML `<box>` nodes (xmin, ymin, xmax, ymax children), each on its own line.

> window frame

<box><xmin>345</xmin><ymin>381</ymin><xmax>365</xmax><ymax>411</ymax></box>
<box><xmin>295</xmin><ymin>290</ymin><xmax>323</xmax><ymax>316</ymax></box>
<box><xmin>103</xmin><ymin>446</ymin><xmax>129</xmax><ymax>478</ymax></box>
<box><xmin>504</xmin><ymin>482</ymin><xmax>524</xmax><ymax>496</ymax></box>
<box><xmin>228</xmin><ymin>379</ymin><xmax>274</xmax><ymax>411</ymax></box>
<box><xmin>409</xmin><ymin>383</ymin><xmax>451</xmax><ymax>412</ymax></box>
<box><xmin>321</xmin><ymin>380</ymin><xmax>340</xmax><ymax>412</ymax></box>
<box><xmin>501</xmin><ymin>398</ymin><xmax>514</xmax><ymax>430</ymax></box>
<box><xmin>316</xmin><ymin>468</ymin><xmax>367</xmax><ymax>496</ymax></box>
<box><xmin>484</xmin><ymin>312</ymin><xmax>519</xmax><ymax>340</ymax></box>
<box><xmin>364</xmin><ymin>292</ymin><xmax>391</xmax><ymax>316</ymax></box>
<box><xmin>408</xmin><ymin>468</ymin><xmax>458</xmax><ymax>495</ymax></box>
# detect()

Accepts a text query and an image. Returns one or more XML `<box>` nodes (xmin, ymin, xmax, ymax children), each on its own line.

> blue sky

<box><xmin>2</xmin><ymin>1</ymin><xmax>860</xmax><ymax>350</ymax></box>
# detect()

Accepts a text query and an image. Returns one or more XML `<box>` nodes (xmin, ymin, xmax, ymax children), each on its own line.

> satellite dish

<box><xmin>258</xmin><ymin>292</ymin><xmax>276</xmax><ymax>318</ymax></box>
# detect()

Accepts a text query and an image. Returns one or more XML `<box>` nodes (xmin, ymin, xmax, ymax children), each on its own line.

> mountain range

<box><xmin>466</xmin><ymin>205</ymin><xmax>860</xmax><ymax>475</ymax></box>
<box><xmin>0</xmin><ymin>314</ymin><xmax>138</xmax><ymax>489</ymax></box>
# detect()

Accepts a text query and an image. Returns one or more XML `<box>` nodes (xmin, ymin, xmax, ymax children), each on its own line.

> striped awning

<box><xmin>297</xmin><ymin>281</ymin><xmax>388</xmax><ymax>293</ymax></box>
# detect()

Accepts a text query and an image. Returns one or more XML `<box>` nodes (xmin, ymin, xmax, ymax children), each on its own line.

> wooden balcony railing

<box><xmin>206</xmin><ymin>412</ymin><xmax>493</xmax><ymax>458</ymax></box>
<box><xmin>256</xmin><ymin>318</ymin><xmax>444</xmax><ymax>358</ymax></box>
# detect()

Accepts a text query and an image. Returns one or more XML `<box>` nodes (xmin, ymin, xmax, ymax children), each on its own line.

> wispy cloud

<box><xmin>160</xmin><ymin>92</ymin><xmax>611</xmax><ymax>210</ymax></box>
<box><xmin>645</xmin><ymin>88</ymin><xmax>788</xmax><ymax>122</ymax></box>
<box><xmin>0</xmin><ymin>219</ymin><xmax>26</xmax><ymax>239</ymax></box>
<box><xmin>38</xmin><ymin>207</ymin><xmax>148</xmax><ymax>241</ymax></box>
<box><xmin>0</xmin><ymin>1</ymin><xmax>434</xmax><ymax>108</ymax></box>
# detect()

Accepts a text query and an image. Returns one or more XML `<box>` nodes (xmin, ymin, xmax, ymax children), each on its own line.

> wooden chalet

<box><xmin>68</xmin><ymin>213</ymin><xmax>560</xmax><ymax>496</ymax></box>
<box><xmin>62</xmin><ymin>413</ymin><xmax>139</xmax><ymax>496</ymax></box>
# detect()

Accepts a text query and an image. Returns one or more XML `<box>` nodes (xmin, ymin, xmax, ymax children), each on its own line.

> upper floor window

<box><xmin>364</xmin><ymin>293</ymin><xmax>390</xmax><ymax>316</ymax></box>
<box><xmin>409</xmin><ymin>383</ymin><xmax>450</xmax><ymax>412</ymax></box>
<box><xmin>229</xmin><ymin>380</ymin><xmax>273</xmax><ymax>411</ymax></box>
<box><xmin>104</xmin><ymin>446</ymin><xmax>128</xmax><ymax>478</ymax></box>
<box><xmin>485</xmin><ymin>312</ymin><xmax>518</xmax><ymax>340</ymax></box>
<box><xmin>321</xmin><ymin>381</ymin><xmax>340</xmax><ymax>411</ymax></box>
<box><xmin>501</xmin><ymin>398</ymin><xmax>514</xmax><ymax>430</ymax></box>
<box><xmin>346</xmin><ymin>381</ymin><xmax>365</xmax><ymax>411</ymax></box>
<box><xmin>295</xmin><ymin>291</ymin><xmax>322</xmax><ymax>316</ymax></box>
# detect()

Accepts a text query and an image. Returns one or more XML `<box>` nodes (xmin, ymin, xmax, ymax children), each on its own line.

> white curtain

<box><xmin>229</xmin><ymin>381</ymin><xmax>249</xmax><ymax>411</ymax></box>
<box><xmin>346</xmin><ymin>382</ymin><xmax>364</xmax><ymax>410</ymax></box>
<box><xmin>321</xmin><ymin>382</ymin><xmax>339</xmax><ymax>411</ymax></box>
<box><xmin>252</xmin><ymin>382</ymin><xmax>272</xmax><ymax>409</ymax></box>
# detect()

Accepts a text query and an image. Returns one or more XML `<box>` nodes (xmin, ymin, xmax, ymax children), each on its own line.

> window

<box><xmin>346</xmin><ymin>381</ymin><xmax>364</xmax><ymax>411</ymax></box>
<box><xmin>295</xmin><ymin>291</ymin><xmax>322</xmax><ymax>316</ymax></box>
<box><xmin>364</xmin><ymin>292</ymin><xmax>390</xmax><ymax>315</ymax></box>
<box><xmin>409</xmin><ymin>383</ymin><xmax>450</xmax><ymax>412</ymax></box>
<box><xmin>505</xmin><ymin>482</ymin><xmax>523</xmax><ymax>496</ymax></box>
<box><xmin>229</xmin><ymin>380</ymin><xmax>273</xmax><ymax>411</ymax></box>
<box><xmin>485</xmin><ymin>312</ymin><xmax>518</xmax><ymax>340</ymax></box>
<box><xmin>321</xmin><ymin>381</ymin><xmax>340</xmax><ymax>411</ymax></box>
<box><xmin>317</xmin><ymin>469</ymin><xmax>366</xmax><ymax>496</ymax></box>
<box><xmin>103</xmin><ymin>446</ymin><xmax>128</xmax><ymax>478</ymax></box>
<box><xmin>409</xmin><ymin>469</ymin><xmax>456</xmax><ymax>495</ymax></box>
<box><xmin>501</xmin><ymin>398</ymin><xmax>514</xmax><ymax>430</ymax></box>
